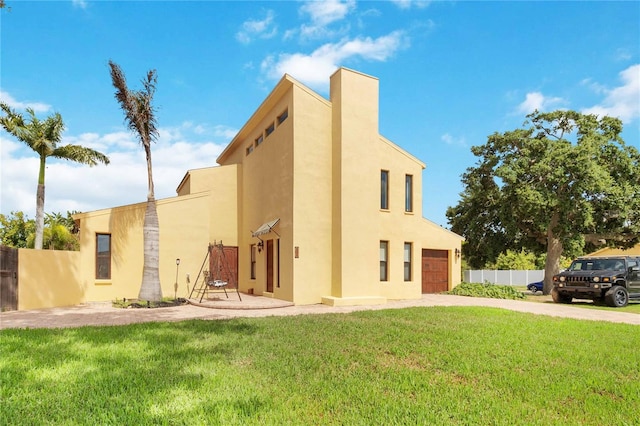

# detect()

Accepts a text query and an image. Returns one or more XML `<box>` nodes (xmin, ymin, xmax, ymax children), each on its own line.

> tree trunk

<box><xmin>543</xmin><ymin>213</ymin><xmax>563</xmax><ymax>295</ymax></box>
<box><xmin>34</xmin><ymin>156</ymin><xmax>47</xmax><ymax>250</ymax></box>
<box><xmin>138</xmin><ymin>198</ymin><xmax>162</xmax><ymax>302</ymax></box>
<box><xmin>34</xmin><ymin>185</ymin><xmax>45</xmax><ymax>250</ymax></box>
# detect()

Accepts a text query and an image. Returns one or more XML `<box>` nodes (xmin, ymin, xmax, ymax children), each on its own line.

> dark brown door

<box><xmin>266</xmin><ymin>240</ymin><xmax>274</xmax><ymax>292</ymax></box>
<box><xmin>1</xmin><ymin>246</ymin><xmax>19</xmax><ymax>311</ymax></box>
<box><xmin>209</xmin><ymin>245</ymin><xmax>238</xmax><ymax>288</ymax></box>
<box><xmin>422</xmin><ymin>249</ymin><xmax>449</xmax><ymax>293</ymax></box>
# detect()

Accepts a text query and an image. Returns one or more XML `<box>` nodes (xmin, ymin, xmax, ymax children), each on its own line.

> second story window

<box><xmin>277</xmin><ymin>109</ymin><xmax>288</xmax><ymax>124</ymax></box>
<box><xmin>265</xmin><ymin>122</ymin><xmax>275</xmax><ymax>137</ymax></box>
<box><xmin>405</xmin><ymin>174</ymin><xmax>413</xmax><ymax>212</ymax></box>
<box><xmin>381</xmin><ymin>170</ymin><xmax>389</xmax><ymax>210</ymax></box>
<box><xmin>255</xmin><ymin>135</ymin><xmax>264</xmax><ymax>146</ymax></box>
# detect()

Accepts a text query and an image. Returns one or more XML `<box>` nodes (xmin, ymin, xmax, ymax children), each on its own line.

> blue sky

<box><xmin>1</xmin><ymin>0</ymin><xmax>638</xmax><ymax>228</ymax></box>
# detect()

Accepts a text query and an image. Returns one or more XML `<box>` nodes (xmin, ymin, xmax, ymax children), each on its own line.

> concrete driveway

<box><xmin>1</xmin><ymin>294</ymin><xmax>638</xmax><ymax>330</ymax></box>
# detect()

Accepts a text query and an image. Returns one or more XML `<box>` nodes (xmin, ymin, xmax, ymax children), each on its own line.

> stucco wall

<box><xmin>291</xmin><ymin>84</ymin><xmax>333</xmax><ymax>305</ymax></box>
<box><xmin>206</xmin><ymin>165</ymin><xmax>240</xmax><ymax>246</ymax></box>
<box><xmin>75</xmin><ymin>192</ymin><xmax>213</xmax><ymax>302</ymax></box>
<box><xmin>330</xmin><ymin>68</ymin><xmax>382</xmax><ymax>301</ymax></box>
<box><xmin>18</xmin><ymin>249</ymin><xmax>83</xmax><ymax>310</ymax></box>
<box><xmin>236</xmin><ymin>88</ymin><xmax>294</xmax><ymax>300</ymax></box>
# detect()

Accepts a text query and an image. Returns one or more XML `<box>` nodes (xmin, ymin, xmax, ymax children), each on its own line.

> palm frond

<box><xmin>51</xmin><ymin>144</ymin><xmax>111</xmax><ymax>166</ymax></box>
<box><xmin>1</xmin><ymin>102</ymin><xmax>65</xmax><ymax>155</ymax></box>
<box><xmin>108</xmin><ymin>60</ymin><xmax>159</xmax><ymax>148</ymax></box>
<box><xmin>43</xmin><ymin>112</ymin><xmax>65</xmax><ymax>145</ymax></box>
<box><xmin>0</xmin><ymin>102</ymin><xmax>31</xmax><ymax>145</ymax></box>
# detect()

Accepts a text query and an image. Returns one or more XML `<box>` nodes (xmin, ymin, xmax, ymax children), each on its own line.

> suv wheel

<box><xmin>551</xmin><ymin>288</ymin><xmax>572</xmax><ymax>304</ymax></box>
<box><xmin>605</xmin><ymin>285</ymin><xmax>629</xmax><ymax>308</ymax></box>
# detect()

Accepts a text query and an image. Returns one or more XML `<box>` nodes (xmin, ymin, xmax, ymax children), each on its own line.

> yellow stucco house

<box><xmin>588</xmin><ymin>244</ymin><xmax>640</xmax><ymax>256</ymax></box>
<box><xmin>61</xmin><ymin>68</ymin><xmax>463</xmax><ymax>308</ymax></box>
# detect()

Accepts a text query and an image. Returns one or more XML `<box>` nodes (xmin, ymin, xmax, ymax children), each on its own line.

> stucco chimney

<box><xmin>329</xmin><ymin>68</ymin><xmax>381</xmax><ymax>298</ymax></box>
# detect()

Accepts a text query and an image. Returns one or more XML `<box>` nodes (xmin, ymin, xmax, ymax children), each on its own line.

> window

<box><xmin>404</xmin><ymin>243</ymin><xmax>412</xmax><ymax>281</ymax></box>
<box><xmin>246</xmin><ymin>144</ymin><xmax>254</xmax><ymax>155</ymax></box>
<box><xmin>255</xmin><ymin>134</ymin><xmax>264</xmax><ymax>146</ymax></box>
<box><xmin>380</xmin><ymin>241</ymin><xmax>389</xmax><ymax>281</ymax></box>
<box><xmin>265</xmin><ymin>122</ymin><xmax>275</xmax><ymax>137</ymax></box>
<box><xmin>277</xmin><ymin>109</ymin><xmax>288</xmax><ymax>124</ymax></box>
<box><xmin>405</xmin><ymin>174</ymin><xmax>413</xmax><ymax>212</ymax></box>
<box><xmin>381</xmin><ymin>170</ymin><xmax>389</xmax><ymax>210</ymax></box>
<box><xmin>96</xmin><ymin>233</ymin><xmax>111</xmax><ymax>279</ymax></box>
<box><xmin>250</xmin><ymin>244</ymin><xmax>257</xmax><ymax>279</ymax></box>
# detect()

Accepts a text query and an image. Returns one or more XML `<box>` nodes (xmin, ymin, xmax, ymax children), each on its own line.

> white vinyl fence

<box><xmin>464</xmin><ymin>270</ymin><xmax>544</xmax><ymax>286</ymax></box>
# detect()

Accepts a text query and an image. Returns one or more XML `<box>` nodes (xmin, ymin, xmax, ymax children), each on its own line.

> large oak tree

<box><xmin>447</xmin><ymin>110</ymin><xmax>640</xmax><ymax>294</ymax></box>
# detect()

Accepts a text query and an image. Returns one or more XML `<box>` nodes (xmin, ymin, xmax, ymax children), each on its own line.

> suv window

<box><xmin>570</xmin><ymin>258</ymin><xmax>625</xmax><ymax>271</ymax></box>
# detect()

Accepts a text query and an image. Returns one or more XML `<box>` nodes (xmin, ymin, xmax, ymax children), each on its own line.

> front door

<box><xmin>209</xmin><ymin>244</ymin><xmax>238</xmax><ymax>288</ymax></box>
<box><xmin>266</xmin><ymin>240</ymin><xmax>274</xmax><ymax>293</ymax></box>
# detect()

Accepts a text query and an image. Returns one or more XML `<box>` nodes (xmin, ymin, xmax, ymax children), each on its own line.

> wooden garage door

<box><xmin>422</xmin><ymin>249</ymin><xmax>449</xmax><ymax>293</ymax></box>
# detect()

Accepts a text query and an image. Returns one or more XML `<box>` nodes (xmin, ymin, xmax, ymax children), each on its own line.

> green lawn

<box><xmin>2</xmin><ymin>307</ymin><xmax>639</xmax><ymax>425</ymax></box>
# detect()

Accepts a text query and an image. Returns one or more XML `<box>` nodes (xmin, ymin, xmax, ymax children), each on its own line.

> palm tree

<box><xmin>0</xmin><ymin>103</ymin><xmax>110</xmax><ymax>249</ymax></box>
<box><xmin>108</xmin><ymin>60</ymin><xmax>162</xmax><ymax>302</ymax></box>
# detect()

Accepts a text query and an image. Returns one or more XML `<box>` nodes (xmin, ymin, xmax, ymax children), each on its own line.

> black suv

<box><xmin>552</xmin><ymin>256</ymin><xmax>640</xmax><ymax>307</ymax></box>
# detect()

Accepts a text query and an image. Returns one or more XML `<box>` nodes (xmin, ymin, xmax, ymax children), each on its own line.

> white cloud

<box><xmin>301</xmin><ymin>0</ymin><xmax>355</xmax><ymax>26</ymax></box>
<box><xmin>390</xmin><ymin>0</ymin><xmax>431</xmax><ymax>10</ymax></box>
<box><xmin>0</xmin><ymin>123</ymin><xmax>234</xmax><ymax>216</ymax></box>
<box><xmin>261</xmin><ymin>31</ymin><xmax>408</xmax><ymax>90</ymax></box>
<box><xmin>236</xmin><ymin>10</ymin><xmax>277</xmax><ymax>44</ymax></box>
<box><xmin>212</xmin><ymin>125</ymin><xmax>238</xmax><ymax>140</ymax></box>
<box><xmin>614</xmin><ymin>48</ymin><xmax>632</xmax><ymax>62</ymax></box>
<box><xmin>71</xmin><ymin>0</ymin><xmax>88</xmax><ymax>9</ymax></box>
<box><xmin>299</xmin><ymin>0</ymin><xmax>356</xmax><ymax>39</ymax></box>
<box><xmin>516</xmin><ymin>91</ymin><xmax>565</xmax><ymax>115</ymax></box>
<box><xmin>441</xmin><ymin>133</ymin><xmax>467</xmax><ymax>147</ymax></box>
<box><xmin>0</xmin><ymin>90</ymin><xmax>52</xmax><ymax>113</ymax></box>
<box><xmin>582</xmin><ymin>64</ymin><xmax>640</xmax><ymax>123</ymax></box>
<box><xmin>580</xmin><ymin>78</ymin><xmax>608</xmax><ymax>95</ymax></box>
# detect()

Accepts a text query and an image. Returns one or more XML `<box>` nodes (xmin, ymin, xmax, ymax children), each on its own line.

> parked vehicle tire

<box><xmin>604</xmin><ymin>285</ymin><xmax>629</xmax><ymax>308</ymax></box>
<box><xmin>528</xmin><ymin>285</ymin><xmax>538</xmax><ymax>294</ymax></box>
<box><xmin>551</xmin><ymin>287</ymin><xmax>572</xmax><ymax>304</ymax></box>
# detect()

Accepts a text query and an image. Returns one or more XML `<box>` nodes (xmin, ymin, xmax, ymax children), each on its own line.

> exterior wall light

<box><xmin>174</xmin><ymin>258</ymin><xmax>180</xmax><ymax>299</ymax></box>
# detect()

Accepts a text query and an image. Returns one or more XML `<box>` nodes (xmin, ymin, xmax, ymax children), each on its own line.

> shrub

<box><xmin>447</xmin><ymin>281</ymin><xmax>525</xmax><ymax>300</ymax></box>
<box><xmin>112</xmin><ymin>297</ymin><xmax>187</xmax><ymax>308</ymax></box>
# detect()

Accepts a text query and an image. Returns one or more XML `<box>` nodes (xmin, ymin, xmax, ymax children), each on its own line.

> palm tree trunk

<box><xmin>145</xmin><ymin>148</ymin><xmax>154</xmax><ymax>200</ymax></box>
<box><xmin>138</xmin><ymin>198</ymin><xmax>162</xmax><ymax>301</ymax></box>
<box><xmin>34</xmin><ymin>156</ymin><xmax>46</xmax><ymax>250</ymax></box>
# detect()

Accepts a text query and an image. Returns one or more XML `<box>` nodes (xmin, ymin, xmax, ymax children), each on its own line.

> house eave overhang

<box><xmin>217</xmin><ymin>75</ymin><xmax>296</xmax><ymax>165</ymax></box>
<box><xmin>216</xmin><ymin>73</ymin><xmax>331</xmax><ymax>165</ymax></box>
